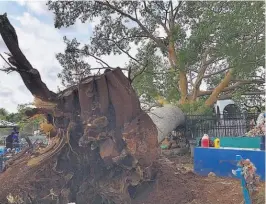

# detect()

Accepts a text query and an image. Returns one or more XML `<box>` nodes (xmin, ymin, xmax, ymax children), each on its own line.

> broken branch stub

<box><xmin>0</xmin><ymin>13</ymin><xmax>159</xmax><ymax>204</ymax></box>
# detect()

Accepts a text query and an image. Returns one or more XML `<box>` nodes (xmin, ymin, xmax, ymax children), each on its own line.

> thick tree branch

<box><xmin>188</xmin><ymin>70</ymin><xmax>195</xmax><ymax>87</ymax></box>
<box><xmin>203</xmin><ymin>67</ymin><xmax>230</xmax><ymax>78</ymax></box>
<box><xmin>191</xmin><ymin>48</ymin><xmax>212</xmax><ymax>100</ymax></box>
<box><xmin>167</xmin><ymin>1</ymin><xmax>188</xmax><ymax>103</ymax></box>
<box><xmin>0</xmin><ymin>13</ymin><xmax>57</xmax><ymax>101</ymax></box>
<box><xmin>162</xmin><ymin>2</ymin><xmax>171</xmax><ymax>29</ymax></box>
<box><xmin>205</xmin><ymin>70</ymin><xmax>233</xmax><ymax>106</ymax></box>
<box><xmin>130</xmin><ymin>62</ymin><xmax>149</xmax><ymax>83</ymax></box>
<box><xmin>198</xmin><ymin>78</ymin><xmax>264</xmax><ymax>97</ymax></box>
<box><xmin>169</xmin><ymin>1</ymin><xmax>174</xmax><ymax>30</ymax></box>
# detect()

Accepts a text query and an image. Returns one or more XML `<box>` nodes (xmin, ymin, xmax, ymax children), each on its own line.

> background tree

<box><xmin>128</xmin><ymin>42</ymin><xmax>179</xmax><ymax>108</ymax></box>
<box><xmin>48</xmin><ymin>1</ymin><xmax>265</xmax><ymax>108</ymax></box>
<box><xmin>57</xmin><ymin>37</ymin><xmax>92</xmax><ymax>87</ymax></box>
<box><xmin>0</xmin><ymin>104</ymin><xmax>45</xmax><ymax>134</ymax></box>
<box><xmin>0</xmin><ymin>108</ymin><xmax>8</xmax><ymax>120</ymax></box>
<box><xmin>15</xmin><ymin>103</ymin><xmax>45</xmax><ymax>134</ymax></box>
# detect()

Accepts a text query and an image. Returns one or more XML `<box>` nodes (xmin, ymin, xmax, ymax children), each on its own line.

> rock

<box><xmin>208</xmin><ymin>172</ymin><xmax>216</xmax><ymax>177</ymax></box>
<box><xmin>170</xmin><ymin>143</ymin><xmax>178</xmax><ymax>149</ymax></box>
<box><xmin>148</xmin><ymin>105</ymin><xmax>185</xmax><ymax>143</ymax></box>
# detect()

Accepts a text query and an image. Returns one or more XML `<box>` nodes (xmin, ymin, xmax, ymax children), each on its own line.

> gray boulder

<box><xmin>147</xmin><ymin>104</ymin><xmax>185</xmax><ymax>143</ymax></box>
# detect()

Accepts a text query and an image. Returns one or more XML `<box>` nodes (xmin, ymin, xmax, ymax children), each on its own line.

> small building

<box><xmin>212</xmin><ymin>99</ymin><xmax>247</xmax><ymax>136</ymax></box>
<box><xmin>214</xmin><ymin>99</ymin><xmax>241</xmax><ymax>116</ymax></box>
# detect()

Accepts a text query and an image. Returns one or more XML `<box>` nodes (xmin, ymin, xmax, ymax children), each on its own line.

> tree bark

<box><xmin>167</xmin><ymin>40</ymin><xmax>188</xmax><ymax>104</ymax></box>
<box><xmin>205</xmin><ymin>70</ymin><xmax>233</xmax><ymax>106</ymax></box>
<box><xmin>0</xmin><ymin>13</ymin><xmax>57</xmax><ymax>102</ymax></box>
<box><xmin>168</xmin><ymin>3</ymin><xmax>188</xmax><ymax>104</ymax></box>
<box><xmin>190</xmin><ymin>48</ymin><xmax>214</xmax><ymax>101</ymax></box>
<box><xmin>179</xmin><ymin>70</ymin><xmax>188</xmax><ymax>104</ymax></box>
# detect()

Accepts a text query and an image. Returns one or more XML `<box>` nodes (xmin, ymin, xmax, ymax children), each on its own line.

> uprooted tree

<box><xmin>0</xmin><ymin>13</ymin><xmax>159</xmax><ymax>204</ymax></box>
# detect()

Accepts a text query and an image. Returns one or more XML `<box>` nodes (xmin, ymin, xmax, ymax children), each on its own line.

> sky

<box><xmin>0</xmin><ymin>1</ymin><xmax>136</xmax><ymax>113</ymax></box>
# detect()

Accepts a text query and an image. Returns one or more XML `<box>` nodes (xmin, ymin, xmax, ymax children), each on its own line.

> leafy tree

<box><xmin>15</xmin><ymin>104</ymin><xmax>45</xmax><ymax>133</ymax></box>
<box><xmin>0</xmin><ymin>104</ymin><xmax>45</xmax><ymax>133</ymax></box>
<box><xmin>0</xmin><ymin>108</ymin><xmax>8</xmax><ymax>120</ymax></box>
<box><xmin>48</xmin><ymin>1</ymin><xmax>265</xmax><ymax>107</ymax></box>
<box><xmin>129</xmin><ymin>42</ymin><xmax>179</xmax><ymax>105</ymax></box>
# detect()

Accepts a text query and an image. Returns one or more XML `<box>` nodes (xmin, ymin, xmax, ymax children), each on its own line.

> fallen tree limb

<box><xmin>0</xmin><ymin>13</ymin><xmax>57</xmax><ymax>102</ymax></box>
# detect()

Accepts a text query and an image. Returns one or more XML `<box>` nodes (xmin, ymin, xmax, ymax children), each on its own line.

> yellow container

<box><xmin>214</xmin><ymin>138</ymin><xmax>220</xmax><ymax>148</ymax></box>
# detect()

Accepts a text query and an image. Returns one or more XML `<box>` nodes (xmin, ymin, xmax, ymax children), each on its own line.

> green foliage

<box><xmin>191</xmin><ymin>2</ymin><xmax>265</xmax><ymax>88</ymax></box>
<box><xmin>47</xmin><ymin>1</ymin><xmax>265</xmax><ymax>105</ymax></box>
<box><xmin>0</xmin><ymin>108</ymin><xmax>8</xmax><ymax>120</ymax></box>
<box><xmin>130</xmin><ymin>43</ymin><xmax>180</xmax><ymax>103</ymax></box>
<box><xmin>179</xmin><ymin>100</ymin><xmax>213</xmax><ymax>115</ymax></box>
<box><xmin>0</xmin><ymin>104</ymin><xmax>44</xmax><ymax>133</ymax></box>
<box><xmin>56</xmin><ymin>37</ymin><xmax>91</xmax><ymax>87</ymax></box>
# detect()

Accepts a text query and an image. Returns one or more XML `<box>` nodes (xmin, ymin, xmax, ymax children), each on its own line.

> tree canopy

<box><xmin>48</xmin><ymin>1</ymin><xmax>265</xmax><ymax>108</ymax></box>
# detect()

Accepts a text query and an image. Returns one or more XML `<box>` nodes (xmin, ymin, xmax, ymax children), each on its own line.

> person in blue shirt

<box><xmin>5</xmin><ymin>128</ymin><xmax>20</xmax><ymax>150</ymax></box>
<box><xmin>12</xmin><ymin>128</ymin><xmax>20</xmax><ymax>149</ymax></box>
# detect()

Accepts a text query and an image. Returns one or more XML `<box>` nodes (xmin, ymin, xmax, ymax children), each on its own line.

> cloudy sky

<box><xmin>0</xmin><ymin>1</ymin><xmax>135</xmax><ymax>113</ymax></box>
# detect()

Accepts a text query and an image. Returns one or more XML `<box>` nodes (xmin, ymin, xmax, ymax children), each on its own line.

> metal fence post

<box><xmin>234</xmin><ymin>155</ymin><xmax>252</xmax><ymax>204</ymax></box>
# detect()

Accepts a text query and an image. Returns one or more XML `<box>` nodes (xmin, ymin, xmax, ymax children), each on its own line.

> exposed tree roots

<box><xmin>0</xmin><ymin>69</ymin><xmax>159</xmax><ymax>204</ymax></box>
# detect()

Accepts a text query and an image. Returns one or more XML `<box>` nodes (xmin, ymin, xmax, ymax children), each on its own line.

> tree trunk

<box><xmin>0</xmin><ymin>14</ymin><xmax>159</xmax><ymax>204</ymax></box>
<box><xmin>148</xmin><ymin>105</ymin><xmax>185</xmax><ymax>143</ymax></box>
<box><xmin>205</xmin><ymin>70</ymin><xmax>233</xmax><ymax>107</ymax></box>
<box><xmin>168</xmin><ymin>41</ymin><xmax>188</xmax><ymax>104</ymax></box>
<box><xmin>0</xmin><ymin>14</ymin><xmax>57</xmax><ymax>102</ymax></box>
<box><xmin>179</xmin><ymin>71</ymin><xmax>188</xmax><ymax>104</ymax></box>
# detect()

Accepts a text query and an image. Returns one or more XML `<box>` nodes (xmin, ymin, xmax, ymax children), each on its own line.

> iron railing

<box><xmin>184</xmin><ymin>112</ymin><xmax>260</xmax><ymax>138</ymax></box>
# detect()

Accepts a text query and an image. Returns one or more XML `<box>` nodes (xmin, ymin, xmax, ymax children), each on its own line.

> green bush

<box><xmin>179</xmin><ymin>100</ymin><xmax>213</xmax><ymax>115</ymax></box>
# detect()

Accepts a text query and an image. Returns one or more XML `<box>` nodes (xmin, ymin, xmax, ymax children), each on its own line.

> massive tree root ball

<box><xmin>0</xmin><ymin>14</ymin><xmax>159</xmax><ymax>204</ymax></box>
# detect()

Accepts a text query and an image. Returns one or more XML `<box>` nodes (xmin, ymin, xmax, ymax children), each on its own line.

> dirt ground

<box><xmin>132</xmin><ymin>154</ymin><xmax>265</xmax><ymax>204</ymax></box>
<box><xmin>0</xmin><ymin>153</ymin><xmax>264</xmax><ymax>204</ymax></box>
